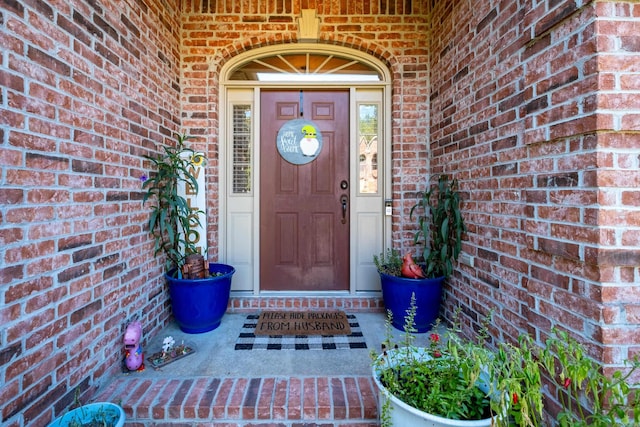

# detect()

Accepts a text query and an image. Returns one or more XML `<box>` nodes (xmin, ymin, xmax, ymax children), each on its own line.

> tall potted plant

<box><xmin>142</xmin><ymin>133</ymin><xmax>235</xmax><ymax>334</ymax></box>
<box><xmin>374</xmin><ymin>174</ymin><xmax>465</xmax><ymax>332</ymax></box>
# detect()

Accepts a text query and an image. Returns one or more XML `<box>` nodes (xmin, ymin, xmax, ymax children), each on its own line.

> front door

<box><xmin>260</xmin><ymin>90</ymin><xmax>350</xmax><ymax>291</ymax></box>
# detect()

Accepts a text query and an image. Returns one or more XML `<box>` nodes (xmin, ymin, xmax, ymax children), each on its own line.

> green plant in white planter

<box><xmin>372</xmin><ymin>295</ymin><xmax>640</xmax><ymax>427</ymax></box>
<box><xmin>371</xmin><ymin>296</ymin><xmax>544</xmax><ymax>427</ymax></box>
<box><xmin>372</xmin><ymin>299</ymin><xmax>495</xmax><ymax>426</ymax></box>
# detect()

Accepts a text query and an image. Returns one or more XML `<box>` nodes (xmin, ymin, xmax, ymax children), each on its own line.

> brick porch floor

<box><xmin>93</xmin><ymin>375</ymin><xmax>379</xmax><ymax>426</ymax></box>
<box><xmin>94</xmin><ymin>296</ymin><xmax>385</xmax><ymax>426</ymax></box>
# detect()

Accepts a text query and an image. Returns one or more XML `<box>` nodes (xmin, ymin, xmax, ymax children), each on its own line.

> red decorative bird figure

<box><xmin>401</xmin><ymin>253</ymin><xmax>425</xmax><ymax>279</ymax></box>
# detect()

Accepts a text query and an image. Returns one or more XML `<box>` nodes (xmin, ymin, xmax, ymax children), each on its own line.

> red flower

<box><xmin>512</xmin><ymin>393</ymin><xmax>519</xmax><ymax>405</ymax></box>
<box><xmin>563</xmin><ymin>377</ymin><xmax>571</xmax><ymax>389</ymax></box>
<box><xmin>433</xmin><ymin>350</ymin><xmax>442</xmax><ymax>358</ymax></box>
<box><xmin>430</xmin><ymin>333</ymin><xmax>440</xmax><ymax>343</ymax></box>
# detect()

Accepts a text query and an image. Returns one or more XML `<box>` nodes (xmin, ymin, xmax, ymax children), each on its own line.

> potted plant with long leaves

<box><xmin>374</xmin><ymin>174</ymin><xmax>466</xmax><ymax>331</ymax></box>
<box><xmin>142</xmin><ymin>133</ymin><xmax>235</xmax><ymax>334</ymax></box>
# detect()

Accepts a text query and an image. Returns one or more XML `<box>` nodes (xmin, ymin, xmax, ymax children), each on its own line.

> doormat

<box><xmin>235</xmin><ymin>314</ymin><xmax>367</xmax><ymax>351</ymax></box>
<box><xmin>254</xmin><ymin>310</ymin><xmax>351</xmax><ymax>336</ymax></box>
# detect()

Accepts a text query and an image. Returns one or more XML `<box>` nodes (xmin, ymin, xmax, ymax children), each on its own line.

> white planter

<box><xmin>372</xmin><ymin>348</ymin><xmax>493</xmax><ymax>427</ymax></box>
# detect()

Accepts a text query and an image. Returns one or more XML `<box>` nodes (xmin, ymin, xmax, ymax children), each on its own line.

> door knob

<box><xmin>340</xmin><ymin>195</ymin><xmax>348</xmax><ymax>224</ymax></box>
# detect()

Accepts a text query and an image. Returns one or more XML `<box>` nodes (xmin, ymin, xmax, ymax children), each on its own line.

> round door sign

<box><xmin>276</xmin><ymin>119</ymin><xmax>323</xmax><ymax>165</ymax></box>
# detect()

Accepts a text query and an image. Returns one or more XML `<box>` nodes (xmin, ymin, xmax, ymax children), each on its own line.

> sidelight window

<box><xmin>232</xmin><ymin>104</ymin><xmax>252</xmax><ymax>194</ymax></box>
<box><xmin>358</xmin><ymin>103</ymin><xmax>379</xmax><ymax>194</ymax></box>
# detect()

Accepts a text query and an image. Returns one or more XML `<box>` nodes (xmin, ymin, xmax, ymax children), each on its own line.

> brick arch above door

<box><xmin>211</xmin><ymin>37</ymin><xmax>398</xmax><ymax>83</ymax></box>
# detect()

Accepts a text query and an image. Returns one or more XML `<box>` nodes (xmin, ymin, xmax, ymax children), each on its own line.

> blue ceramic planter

<box><xmin>166</xmin><ymin>263</ymin><xmax>235</xmax><ymax>334</ymax></box>
<box><xmin>379</xmin><ymin>272</ymin><xmax>444</xmax><ymax>333</ymax></box>
<box><xmin>48</xmin><ymin>402</ymin><xmax>125</xmax><ymax>427</ymax></box>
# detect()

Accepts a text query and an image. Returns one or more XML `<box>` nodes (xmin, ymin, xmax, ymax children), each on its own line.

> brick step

<box><xmin>93</xmin><ymin>375</ymin><xmax>380</xmax><ymax>426</ymax></box>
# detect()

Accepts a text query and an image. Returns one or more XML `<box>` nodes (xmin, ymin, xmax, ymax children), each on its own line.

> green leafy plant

<box><xmin>141</xmin><ymin>133</ymin><xmax>205</xmax><ymax>275</ymax></box>
<box><xmin>67</xmin><ymin>406</ymin><xmax>119</xmax><ymax>427</ymax></box>
<box><xmin>372</xmin><ymin>296</ymin><xmax>498</xmax><ymax>423</ymax></box>
<box><xmin>373</xmin><ymin>248</ymin><xmax>402</xmax><ymax>277</ymax></box>
<box><xmin>494</xmin><ymin>329</ymin><xmax>640</xmax><ymax>427</ymax></box>
<box><xmin>410</xmin><ymin>174</ymin><xmax>466</xmax><ymax>278</ymax></box>
<box><xmin>372</xmin><ymin>298</ymin><xmax>640</xmax><ymax>427</ymax></box>
<box><xmin>58</xmin><ymin>389</ymin><xmax>123</xmax><ymax>427</ymax></box>
<box><xmin>540</xmin><ymin>328</ymin><xmax>640</xmax><ymax>427</ymax></box>
<box><xmin>490</xmin><ymin>334</ymin><xmax>545</xmax><ymax>427</ymax></box>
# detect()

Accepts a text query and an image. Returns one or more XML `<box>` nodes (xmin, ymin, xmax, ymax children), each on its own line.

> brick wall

<box><xmin>0</xmin><ymin>0</ymin><xmax>181</xmax><ymax>425</ymax></box>
<box><xmin>430</xmin><ymin>0</ymin><xmax>640</xmax><ymax>414</ymax></box>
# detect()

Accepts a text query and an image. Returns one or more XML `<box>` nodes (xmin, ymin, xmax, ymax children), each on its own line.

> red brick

<box><xmin>6</xmin><ymin>169</ymin><xmax>56</xmax><ymax>186</ymax></box>
<box><xmin>302</xmin><ymin>377</ymin><xmax>316</xmax><ymax>420</ymax></box>
<box><xmin>168</xmin><ymin>379</ymin><xmax>193</xmax><ymax>418</ymax></box>
<box><xmin>3</xmin><ymin>374</ymin><xmax>52</xmax><ymax>421</ymax></box>
<box><xmin>195</xmin><ymin>377</ymin><xmax>219</xmax><ymax>418</ymax></box>
<box><xmin>602</xmin><ymin>327</ymin><xmax>640</xmax><ymax>346</ymax></box>
<box><xmin>626</xmin><ymin>305</ymin><xmax>640</xmax><ymax>324</ymax></box>
<box><xmin>287</xmin><ymin>377</ymin><xmax>302</xmax><ymax>420</ymax></box>
<box><xmin>213</xmin><ymin>378</ymin><xmax>234</xmax><ymax>418</ymax></box>
<box><xmin>6</xmin><ymin>341</ymin><xmax>54</xmax><ymax>382</ymax></box>
<box><xmin>0</xmin><ymin>301</ymin><xmax>21</xmax><ymax>323</ymax></box>
<box><xmin>344</xmin><ymin>377</ymin><xmax>362</xmax><ymax>418</ymax></box>
<box><xmin>0</xmin><ymin>379</ymin><xmax>20</xmax><ymax>420</ymax></box>
<box><xmin>25</xmin><ymin>287</ymin><xmax>65</xmax><ymax>314</ymax></box>
<box><xmin>6</xmin><ymin>206</ymin><xmax>55</xmax><ymax>224</ymax></box>
<box><xmin>241</xmin><ymin>377</ymin><xmax>260</xmax><ymax>419</ymax></box>
<box><xmin>0</xmin><ymin>148</ymin><xmax>23</xmax><ymax>168</ymax></box>
<box><xmin>135</xmin><ymin>380</ymin><xmax>168</xmax><ymax>419</ymax></box>
<box><xmin>357</xmin><ymin>377</ymin><xmax>379</xmax><ymax>419</ymax></box>
<box><xmin>331</xmin><ymin>377</ymin><xmax>347</xmax><ymax>419</ymax></box>
<box><xmin>227</xmin><ymin>378</ymin><xmax>248</xmax><ymax>419</ymax></box>
<box><xmin>1</xmin><ymin>1</ymin><xmax>638</xmax><ymax>425</ymax></box>
<box><xmin>316</xmin><ymin>377</ymin><xmax>331</xmax><ymax>419</ymax></box>
<box><xmin>0</xmin><ymin>227</ymin><xmax>24</xmax><ymax>246</ymax></box>
<box><xmin>256</xmin><ymin>377</ymin><xmax>275</xmax><ymax>419</ymax></box>
<box><xmin>272</xmin><ymin>377</ymin><xmax>289</xmax><ymax>420</ymax></box>
<box><xmin>152</xmin><ymin>379</ymin><xmax>181</xmax><ymax>419</ymax></box>
<box><xmin>0</xmin><ymin>110</ymin><xmax>25</xmax><ymax>129</ymax></box>
<box><xmin>113</xmin><ymin>378</ymin><xmax>151</xmax><ymax>409</ymax></box>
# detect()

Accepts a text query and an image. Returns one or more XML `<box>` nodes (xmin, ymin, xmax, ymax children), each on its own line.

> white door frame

<box><xmin>218</xmin><ymin>44</ymin><xmax>392</xmax><ymax>295</ymax></box>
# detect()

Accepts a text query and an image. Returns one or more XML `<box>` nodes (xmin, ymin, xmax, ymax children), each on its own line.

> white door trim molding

<box><xmin>218</xmin><ymin>44</ymin><xmax>392</xmax><ymax>295</ymax></box>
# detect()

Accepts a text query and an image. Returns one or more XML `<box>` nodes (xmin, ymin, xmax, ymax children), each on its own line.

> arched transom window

<box><xmin>229</xmin><ymin>52</ymin><xmax>382</xmax><ymax>82</ymax></box>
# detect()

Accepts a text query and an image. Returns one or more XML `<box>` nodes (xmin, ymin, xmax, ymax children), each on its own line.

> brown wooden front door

<box><xmin>260</xmin><ymin>90</ymin><xmax>350</xmax><ymax>291</ymax></box>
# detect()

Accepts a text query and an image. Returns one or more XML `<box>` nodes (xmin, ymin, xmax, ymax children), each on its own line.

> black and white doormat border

<box><xmin>234</xmin><ymin>314</ymin><xmax>368</xmax><ymax>351</ymax></box>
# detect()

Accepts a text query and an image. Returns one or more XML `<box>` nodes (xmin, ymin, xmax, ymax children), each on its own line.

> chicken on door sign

<box><xmin>276</xmin><ymin>119</ymin><xmax>323</xmax><ymax>165</ymax></box>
